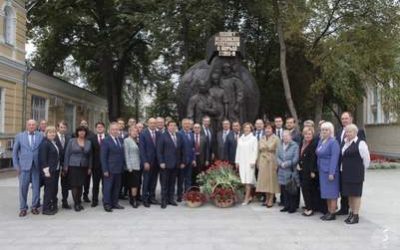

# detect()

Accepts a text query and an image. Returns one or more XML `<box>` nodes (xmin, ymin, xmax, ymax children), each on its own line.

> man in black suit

<box><xmin>157</xmin><ymin>120</ymin><xmax>185</xmax><ymax>209</ymax></box>
<box><xmin>88</xmin><ymin>121</ymin><xmax>106</xmax><ymax>207</ymax></box>
<box><xmin>335</xmin><ymin>111</ymin><xmax>366</xmax><ymax>216</ymax></box>
<box><xmin>274</xmin><ymin>117</ymin><xmax>284</xmax><ymax>140</ymax></box>
<box><xmin>201</xmin><ymin>116</ymin><xmax>214</xmax><ymax>161</ymax></box>
<box><xmin>55</xmin><ymin>121</ymin><xmax>72</xmax><ymax>209</ymax></box>
<box><xmin>192</xmin><ymin>123</ymin><xmax>210</xmax><ymax>185</ymax></box>
<box><xmin>225</xmin><ymin>121</ymin><xmax>240</xmax><ymax>165</ymax></box>
<box><xmin>216</xmin><ymin>119</ymin><xmax>231</xmax><ymax>160</ymax></box>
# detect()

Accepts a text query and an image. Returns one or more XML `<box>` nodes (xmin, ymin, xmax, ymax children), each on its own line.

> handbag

<box><xmin>285</xmin><ymin>172</ymin><xmax>298</xmax><ymax>195</ymax></box>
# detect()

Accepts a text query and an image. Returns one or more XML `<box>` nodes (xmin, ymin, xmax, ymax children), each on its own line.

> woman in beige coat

<box><xmin>256</xmin><ymin>122</ymin><xmax>280</xmax><ymax>207</ymax></box>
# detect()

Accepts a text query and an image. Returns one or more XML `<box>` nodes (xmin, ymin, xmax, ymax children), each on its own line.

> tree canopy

<box><xmin>27</xmin><ymin>0</ymin><xmax>400</xmax><ymax>123</ymax></box>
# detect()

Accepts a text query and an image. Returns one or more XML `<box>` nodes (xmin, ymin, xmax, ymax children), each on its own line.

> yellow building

<box><xmin>0</xmin><ymin>0</ymin><xmax>108</xmax><ymax>167</ymax></box>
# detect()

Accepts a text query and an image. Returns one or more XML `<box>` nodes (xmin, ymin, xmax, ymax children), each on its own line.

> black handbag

<box><xmin>285</xmin><ymin>172</ymin><xmax>298</xmax><ymax>195</ymax></box>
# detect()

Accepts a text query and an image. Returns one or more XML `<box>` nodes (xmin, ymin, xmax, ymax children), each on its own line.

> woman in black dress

<box><xmin>341</xmin><ymin>124</ymin><xmax>370</xmax><ymax>224</ymax></box>
<box><xmin>64</xmin><ymin>126</ymin><xmax>92</xmax><ymax>211</ymax></box>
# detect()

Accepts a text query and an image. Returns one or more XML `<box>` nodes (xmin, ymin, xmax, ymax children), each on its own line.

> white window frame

<box><xmin>2</xmin><ymin>2</ymin><xmax>16</xmax><ymax>46</ymax></box>
<box><xmin>0</xmin><ymin>88</ymin><xmax>5</xmax><ymax>133</ymax></box>
<box><xmin>64</xmin><ymin>104</ymin><xmax>76</xmax><ymax>134</ymax></box>
<box><xmin>31</xmin><ymin>95</ymin><xmax>48</xmax><ymax>122</ymax></box>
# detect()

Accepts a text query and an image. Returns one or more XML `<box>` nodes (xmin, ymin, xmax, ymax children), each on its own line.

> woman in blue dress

<box><xmin>316</xmin><ymin>121</ymin><xmax>340</xmax><ymax>221</ymax></box>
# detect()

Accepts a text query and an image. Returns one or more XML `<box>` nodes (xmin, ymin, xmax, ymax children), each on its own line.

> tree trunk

<box><xmin>314</xmin><ymin>93</ymin><xmax>324</xmax><ymax>128</ymax></box>
<box><xmin>273</xmin><ymin>0</ymin><xmax>298</xmax><ymax>122</ymax></box>
<box><xmin>100</xmin><ymin>53</ymin><xmax>121</xmax><ymax>122</ymax></box>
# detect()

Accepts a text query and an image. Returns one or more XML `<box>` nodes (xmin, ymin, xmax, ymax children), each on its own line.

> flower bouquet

<box><xmin>197</xmin><ymin>161</ymin><xmax>243</xmax><ymax>208</ymax></box>
<box><xmin>183</xmin><ymin>186</ymin><xmax>207</xmax><ymax>208</ymax></box>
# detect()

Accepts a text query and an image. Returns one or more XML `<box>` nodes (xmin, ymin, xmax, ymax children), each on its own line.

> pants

<box><xmin>103</xmin><ymin>173</ymin><xmax>121</xmax><ymax>207</ymax></box>
<box><xmin>18</xmin><ymin>166</ymin><xmax>41</xmax><ymax>211</ymax></box>
<box><xmin>160</xmin><ymin>168</ymin><xmax>177</xmax><ymax>202</ymax></box>
<box><xmin>339</xmin><ymin>171</ymin><xmax>349</xmax><ymax>212</ymax></box>
<box><xmin>142</xmin><ymin>168</ymin><xmax>151</xmax><ymax>202</ymax></box>
<box><xmin>177</xmin><ymin>164</ymin><xmax>192</xmax><ymax>198</ymax></box>
<box><xmin>60</xmin><ymin>171</ymin><xmax>70</xmax><ymax>204</ymax></box>
<box><xmin>300</xmin><ymin>178</ymin><xmax>320</xmax><ymax>211</ymax></box>
<box><xmin>149</xmin><ymin>164</ymin><xmax>159</xmax><ymax>199</ymax></box>
<box><xmin>92</xmin><ymin>167</ymin><xmax>103</xmax><ymax>202</ymax></box>
<box><xmin>43</xmin><ymin>170</ymin><xmax>60</xmax><ymax>212</ymax></box>
<box><xmin>281</xmin><ymin>185</ymin><xmax>297</xmax><ymax>212</ymax></box>
<box><xmin>83</xmin><ymin>173</ymin><xmax>91</xmax><ymax>197</ymax></box>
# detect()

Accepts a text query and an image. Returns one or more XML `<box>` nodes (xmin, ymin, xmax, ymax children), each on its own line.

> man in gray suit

<box><xmin>216</xmin><ymin>119</ymin><xmax>231</xmax><ymax>160</ymax></box>
<box><xmin>12</xmin><ymin>119</ymin><xmax>43</xmax><ymax>217</ymax></box>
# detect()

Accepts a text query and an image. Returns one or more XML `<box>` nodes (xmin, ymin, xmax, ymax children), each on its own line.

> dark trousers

<box><xmin>300</xmin><ymin>177</ymin><xmax>320</xmax><ymax>211</ymax></box>
<box><xmin>60</xmin><ymin>172</ymin><xmax>70</xmax><ymax>204</ymax></box>
<box><xmin>142</xmin><ymin>168</ymin><xmax>151</xmax><ymax>202</ymax></box>
<box><xmin>149</xmin><ymin>164</ymin><xmax>159</xmax><ymax>199</ymax></box>
<box><xmin>91</xmin><ymin>167</ymin><xmax>103</xmax><ymax>203</ymax></box>
<box><xmin>339</xmin><ymin>171</ymin><xmax>349</xmax><ymax>212</ymax></box>
<box><xmin>281</xmin><ymin>185</ymin><xmax>297</xmax><ymax>212</ymax></box>
<box><xmin>83</xmin><ymin>173</ymin><xmax>91</xmax><ymax>197</ymax></box>
<box><xmin>160</xmin><ymin>168</ymin><xmax>177</xmax><ymax>202</ymax></box>
<box><xmin>43</xmin><ymin>170</ymin><xmax>60</xmax><ymax>212</ymax></box>
<box><xmin>103</xmin><ymin>173</ymin><xmax>122</xmax><ymax>207</ymax></box>
<box><xmin>177</xmin><ymin>164</ymin><xmax>192</xmax><ymax>198</ymax></box>
<box><xmin>119</xmin><ymin>171</ymin><xmax>128</xmax><ymax>197</ymax></box>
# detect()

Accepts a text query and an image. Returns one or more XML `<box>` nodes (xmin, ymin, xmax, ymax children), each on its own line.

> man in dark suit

<box><xmin>335</xmin><ymin>111</ymin><xmax>366</xmax><ymax>216</ymax></box>
<box><xmin>216</xmin><ymin>119</ymin><xmax>232</xmax><ymax>160</ymax></box>
<box><xmin>225</xmin><ymin>121</ymin><xmax>240</xmax><ymax>165</ymax></box>
<box><xmin>101</xmin><ymin>122</ymin><xmax>125</xmax><ymax>212</ymax></box>
<box><xmin>88</xmin><ymin>121</ymin><xmax>106</xmax><ymax>207</ymax></box>
<box><xmin>139</xmin><ymin>117</ymin><xmax>161</xmax><ymax>207</ymax></box>
<box><xmin>55</xmin><ymin>121</ymin><xmax>72</xmax><ymax>209</ymax></box>
<box><xmin>254</xmin><ymin>119</ymin><xmax>265</xmax><ymax>141</ymax></box>
<box><xmin>274</xmin><ymin>117</ymin><xmax>284</xmax><ymax>140</ymax></box>
<box><xmin>157</xmin><ymin>120</ymin><xmax>185</xmax><ymax>209</ymax></box>
<box><xmin>156</xmin><ymin>117</ymin><xmax>166</xmax><ymax>134</ymax></box>
<box><xmin>177</xmin><ymin>118</ymin><xmax>196</xmax><ymax>202</ymax></box>
<box><xmin>192</xmin><ymin>123</ymin><xmax>210</xmax><ymax>185</ymax></box>
<box><xmin>201</xmin><ymin>116</ymin><xmax>214</xmax><ymax>161</ymax></box>
<box><xmin>286</xmin><ymin>117</ymin><xmax>301</xmax><ymax>145</ymax></box>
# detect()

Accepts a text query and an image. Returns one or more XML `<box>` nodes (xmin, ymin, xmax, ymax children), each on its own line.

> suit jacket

<box><xmin>277</xmin><ymin>141</ymin><xmax>300</xmax><ymax>185</ymax></box>
<box><xmin>216</xmin><ymin>130</ymin><xmax>231</xmax><ymax>160</ymax></box>
<box><xmin>298</xmin><ymin>139</ymin><xmax>318</xmax><ymax>174</ymax></box>
<box><xmin>101</xmin><ymin>136</ymin><xmax>125</xmax><ymax>174</ymax></box>
<box><xmin>224</xmin><ymin>131</ymin><xmax>239</xmax><ymax>164</ymax></box>
<box><xmin>157</xmin><ymin>132</ymin><xmax>185</xmax><ymax>169</ymax></box>
<box><xmin>88</xmin><ymin>133</ymin><xmax>107</xmax><ymax>169</ymax></box>
<box><xmin>178</xmin><ymin>129</ymin><xmax>195</xmax><ymax>165</ymax></box>
<box><xmin>64</xmin><ymin>138</ymin><xmax>93</xmax><ymax>168</ymax></box>
<box><xmin>290</xmin><ymin>129</ymin><xmax>302</xmax><ymax>145</ymax></box>
<box><xmin>39</xmin><ymin>138</ymin><xmax>61</xmax><ymax>172</ymax></box>
<box><xmin>201</xmin><ymin>126</ymin><xmax>214</xmax><ymax>158</ymax></box>
<box><xmin>254</xmin><ymin>130</ymin><xmax>265</xmax><ymax>141</ymax></box>
<box><xmin>12</xmin><ymin>131</ymin><xmax>43</xmax><ymax>171</ymax></box>
<box><xmin>55</xmin><ymin>133</ymin><xmax>71</xmax><ymax>167</ymax></box>
<box><xmin>124</xmin><ymin>137</ymin><xmax>141</xmax><ymax>171</ymax></box>
<box><xmin>316</xmin><ymin>137</ymin><xmax>340</xmax><ymax>175</ymax></box>
<box><xmin>193</xmin><ymin>132</ymin><xmax>210</xmax><ymax>165</ymax></box>
<box><xmin>139</xmin><ymin>128</ymin><xmax>160</xmax><ymax>166</ymax></box>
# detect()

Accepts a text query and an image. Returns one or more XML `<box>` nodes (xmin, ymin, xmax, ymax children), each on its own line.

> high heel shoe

<box><xmin>345</xmin><ymin>212</ymin><xmax>354</xmax><ymax>223</ymax></box>
<box><xmin>321</xmin><ymin>213</ymin><xmax>336</xmax><ymax>221</ymax></box>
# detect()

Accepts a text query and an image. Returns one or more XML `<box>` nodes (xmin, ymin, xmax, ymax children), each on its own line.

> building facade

<box><xmin>0</xmin><ymin>0</ymin><xmax>107</xmax><ymax>167</ymax></box>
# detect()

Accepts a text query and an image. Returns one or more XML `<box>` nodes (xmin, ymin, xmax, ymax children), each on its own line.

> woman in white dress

<box><xmin>235</xmin><ymin>122</ymin><xmax>258</xmax><ymax>205</ymax></box>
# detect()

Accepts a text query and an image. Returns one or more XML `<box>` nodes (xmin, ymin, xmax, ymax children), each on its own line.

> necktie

<box><xmin>98</xmin><ymin>134</ymin><xmax>103</xmax><ymax>145</ymax></box>
<box><xmin>29</xmin><ymin>133</ymin><xmax>34</xmax><ymax>148</ymax></box>
<box><xmin>114</xmin><ymin>138</ymin><xmax>120</xmax><ymax>148</ymax></box>
<box><xmin>235</xmin><ymin>133</ymin><xmax>238</xmax><ymax>141</ymax></box>
<box><xmin>257</xmin><ymin>131</ymin><xmax>260</xmax><ymax>141</ymax></box>
<box><xmin>60</xmin><ymin>135</ymin><xmax>65</xmax><ymax>148</ymax></box>
<box><xmin>172</xmin><ymin>133</ymin><xmax>177</xmax><ymax>147</ymax></box>
<box><xmin>151</xmin><ymin>131</ymin><xmax>156</xmax><ymax>144</ymax></box>
<box><xmin>223</xmin><ymin>131</ymin><xmax>227</xmax><ymax>143</ymax></box>
<box><xmin>195</xmin><ymin>134</ymin><xmax>200</xmax><ymax>153</ymax></box>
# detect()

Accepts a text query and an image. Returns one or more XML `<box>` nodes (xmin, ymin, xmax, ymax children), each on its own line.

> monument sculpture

<box><xmin>177</xmin><ymin>32</ymin><xmax>260</xmax><ymax>132</ymax></box>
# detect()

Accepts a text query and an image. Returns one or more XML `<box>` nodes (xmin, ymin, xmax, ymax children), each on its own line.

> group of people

<box><xmin>12</xmin><ymin>112</ymin><xmax>370</xmax><ymax>224</ymax></box>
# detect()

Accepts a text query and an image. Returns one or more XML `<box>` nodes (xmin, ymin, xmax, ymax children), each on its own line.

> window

<box><xmin>31</xmin><ymin>95</ymin><xmax>47</xmax><ymax>121</ymax></box>
<box><xmin>64</xmin><ymin>104</ymin><xmax>76</xmax><ymax>134</ymax></box>
<box><xmin>3</xmin><ymin>5</ymin><xmax>16</xmax><ymax>46</ymax></box>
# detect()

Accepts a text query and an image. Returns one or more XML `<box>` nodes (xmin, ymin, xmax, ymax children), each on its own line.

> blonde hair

<box><xmin>320</xmin><ymin>121</ymin><xmax>335</xmax><ymax>138</ymax></box>
<box><xmin>302</xmin><ymin>126</ymin><xmax>315</xmax><ymax>136</ymax></box>
<box><xmin>45</xmin><ymin>126</ymin><xmax>57</xmax><ymax>136</ymax></box>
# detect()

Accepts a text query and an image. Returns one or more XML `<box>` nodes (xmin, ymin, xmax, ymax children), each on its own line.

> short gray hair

<box><xmin>344</xmin><ymin>124</ymin><xmax>358</xmax><ymax>134</ymax></box>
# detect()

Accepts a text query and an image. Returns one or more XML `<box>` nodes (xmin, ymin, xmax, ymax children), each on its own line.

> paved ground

<box><xmin>0</xmin><ymin>169</ymin><xmax>399</xmax><ymax>250</ymax></box>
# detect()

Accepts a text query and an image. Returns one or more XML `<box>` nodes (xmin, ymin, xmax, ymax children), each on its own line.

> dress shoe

<box><xmin>288</xmin><ymin>209</ymin><xmax>297</xmax><ymax>214</ymax></box>
<box><xmin>143</xmin><ymin>201</ymin><xmax>150</xmax><ymax>208</ymax></box>
<box><xmin>335</xmin><ymin>209</ymin><xmax>349</xmax><ymax>216</ymax></box>
<box><xmin>78</xmin><ymin>204</ymin><xmax>84</xmax><ymax>210</ymax></box>
<box><xmin>177</xmin><ymin>197</ymin><xmax>182</xmax><ymax>202</ymax></box>
<box><xmin>62</xmin><ymin>203</ymin><xmax>72</xmax><ymax>209</ymax></box>
<box><xmin>113</xmin><ymin>204</ymin><xmax>125</xmax><ymax>209</ymax></box>
<box><xmin>280</xmin><ymin>208</ymin><xmax>289</xmax><ymax>212</ymax></box>
<box><xmin>168</xmin><ymin>200</ymin><xmax>178</xmax><ymax>206</ymax></box>
<box><xmin>344</xmin><ymin>212</ymin><xmax>354</xmax><ymax>223</ymax></box>
<box><xmin>161</xmin><ymin>201</ymin><xmax>167</xmax><ymax>209</ymax></box>
<box><xmin>131</xmin><ymin>198</ymin><xmax>139</xmax><ymax>208</ymax></box>
<box><xmin>91</xmin><ymin>201</ymin><xmax>98</xmax><ymax>207</ymax></box>
<box><xmin>321</xmin><ymin>213</ymin><xmax>336</xmax><ymax>221</ymax></box>
<box><xmin>150</xmin><ymin>198</ymin><xmax>160</xmax><ymax>205</ymax></box>
<box><xmin>31</xmin><ymin>208</ymin><xmax>40</xmax><ymax>215</ymax></box>
<box><xmin>83</xmin><ymin>195</ymin><xmax>91</xmax><ymax>203</ymax></box>
<box><xmin>104</xmin><ymin>206</ymin><xmax>113</xmax><ymax>212</ymax></box>
<box><xmin>19</xmin><ymin>210</ymin><xmax>27</xmax><ymax>217</ymax></box>
<box><xmin>42</xmin><ymin>210</ymin><xmax>56</xmax><ymax>216</ymax></box>
<box><xmin>346</xmin><ymin>214</ymin><xmax>359</xmax><ymax>224</ymax></box>
<box><xmin>74</xmin><ymin>205</ymin><xmax>81</xmax><ymax>212</ymax></box>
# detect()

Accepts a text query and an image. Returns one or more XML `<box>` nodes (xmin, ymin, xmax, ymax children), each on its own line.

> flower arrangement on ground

<box><xmin>197</xmin><ymin>161</ymin><xmax>243</xmax><ymax>207</ymax></box>
<box><xmin>182</xmin><ymin>187</ymin><xmax>207</xmax><ymax>208</ymax></box>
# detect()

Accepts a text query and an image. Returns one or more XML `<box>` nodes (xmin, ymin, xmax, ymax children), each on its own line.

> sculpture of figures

<box><xmin>208</xmin><ymin>71</ymin><xmax>226</xmax><ymax>130</ymax></box>
<box><xmin>220</xmin><ymin>62</ymin><xmax>244</xmax><ymax>122</ymax></box>
<box><xmin>187</xmin><ymin>79</ymin><xmax>217</xmax><ymax>123</ymax></box>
